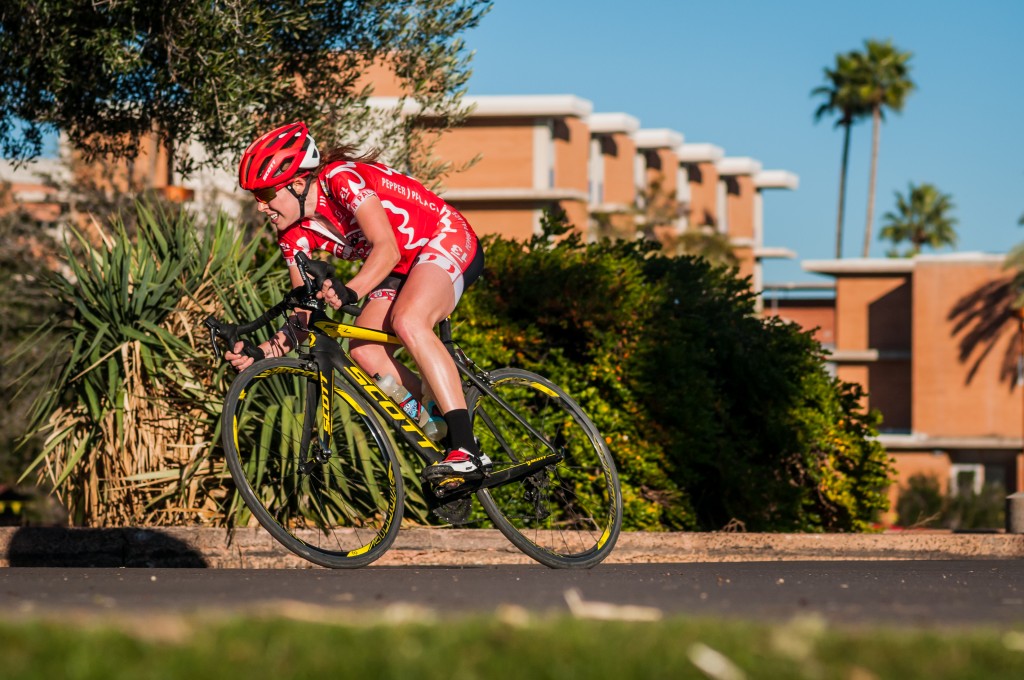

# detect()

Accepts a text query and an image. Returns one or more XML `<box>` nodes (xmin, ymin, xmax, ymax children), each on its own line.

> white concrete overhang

<box><xmin>0</xmin><ymin>158</ymin><xmax>69</xmax><ymax>184</ymax></box>
<box><xmin>827</xmin><ymin>349</ymin><xmax>912</xmax><ymax>363</ymax></box>
<box><xmin>914</xmin><ymin>252</ymin><xmax>1008</xmax><ymax>264</ymax></box>
<box><xmin>465</xmin><ymin>94</ymin><xmax>593</xmax><ymax>118</ymax></box>
<box><xmin>754</xmin><ymin>246</ymin><xmax>797</xmax><ymax>259</ymax></box>
<box><xmin>441</xmin><ymin>187</ymin><xmax>590</xmax><ymax>203</ymax></box>
<box><xmin>368</xmin><ymin>94</ymin><xmax>594</xmax><ymax>118</ymax></box>
<box><xmin>676</xmin><ymin>143</ymin><xmax>725</xmax><ymax>163</ymax></box>
<box><xmin>802</xmin><ymin>259</ymin><xmax>916</xmax><ymax>275</ymax></box>
<box><xmin>755</xmin><ymin>170</ymin><xmax>799</xmax><ymax>190</ymax></box>
<box><xmin>804</xmin><ymin>253</ymin><xmax>1007</xmax><ymax>276</ymax></box>
<box><xmin>634</xmin><ymin>128</ymin><xmax>684</xmax><ymax>149</ymax></box>
<box><xmin>762</xmin><ymin>281</ymin><xmax>836</xmax><ymax>292</ymax></box>
<box><xmin>716</xmin><ymin>156</ymin><xmax>763</xmax><ymax>176</ymax></box>
<box><xmin>11</xmin><ymin>189</ymin><xmax>55</xmax><ymax>202</ymax></box>
<box><xmin>876</xmin><ymin>433</ymin><xmax>1024</xmax><ymax>451</ymax></box>
<box><xmin>587</xmin><ymin>112</ymin><xmax>641</xmax><ymax>135</ymax></box>
<box><xmin>589</xmin><ymin>202</ymin><xmax>635</xmax><ymax>214</ymax></box>
<box><xmin>367</xmin><ymin>96</ymin><xmax>426</xmax><ymax>116</ymax></box>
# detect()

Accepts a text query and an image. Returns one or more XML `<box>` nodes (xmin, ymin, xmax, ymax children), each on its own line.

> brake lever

<box><xmin>208</xmin><ymin>325</ymin><xmax>221</xmax><ymax>361</ymax></box>
<box><xmin>204</xmin><ymin>315</ymin><xmax>239</xmax><ymax>362</ymax></box>
<box><xmin>294</xmin><ymin>252</ymin><xmax>318</xmax><ymax>296</ymax></box>
<box><xmin>203</xmin><ymin>316</ymin><xmax>224</xmax><ymax>360</ymax></box>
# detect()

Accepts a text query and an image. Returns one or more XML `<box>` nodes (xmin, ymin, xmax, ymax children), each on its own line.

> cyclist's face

<box><xmin>255</xmin><ymin>178</ymin><xmax>309</xmax><ymax>231</ymax></box>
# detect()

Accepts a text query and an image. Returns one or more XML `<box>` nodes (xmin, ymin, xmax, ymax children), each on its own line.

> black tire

<box><xmin>222</xmin><ymin>357</ymin><xmax>403</xmax><ymax>568</ymax></box>
<box><xmin>466</xmin><ymin>368</ymin><xmax>622</xmax><ymax>568</ymax></box>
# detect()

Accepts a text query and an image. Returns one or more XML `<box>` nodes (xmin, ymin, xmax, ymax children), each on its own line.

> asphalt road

<box><xmin>2</xmin><ymin>561</ymin><xmax>1024</xmax><ymax>628</ymax></box>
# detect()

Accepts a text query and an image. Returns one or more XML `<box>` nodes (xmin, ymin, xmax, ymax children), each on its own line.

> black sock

<box><xmin>443</xmin><ymin>409</ymin><xmax>478</xmax><ymax>456</ymax></box>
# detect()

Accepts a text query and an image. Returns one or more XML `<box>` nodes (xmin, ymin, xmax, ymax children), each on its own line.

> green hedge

<box><xmin>16</xmin><ymin>204</ymin><xmax>892</xmax><ymax>531</ymax></box>
<box><xmin>454</xmin><ymin>211</ymin><xmax>893</xmax><ymax>532</ymax></box>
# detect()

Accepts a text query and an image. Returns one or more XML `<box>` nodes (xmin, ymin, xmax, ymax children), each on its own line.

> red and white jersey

<box><xmin>277</xmin><ymin>160</ymin><xmax>463</xmax><ymax>275</ymax></box>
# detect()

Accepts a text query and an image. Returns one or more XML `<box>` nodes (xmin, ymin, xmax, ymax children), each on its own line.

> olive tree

<box><xmin>0</xmin><ymin>0</ymin><xmax>491</xmax><ymax>185</ymax></box>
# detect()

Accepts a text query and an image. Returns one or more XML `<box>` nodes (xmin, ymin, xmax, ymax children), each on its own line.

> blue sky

<box><xmin>462</xmin><ymin>0</ymin><xmax>1024</xmax><ymax>283</ymax></box>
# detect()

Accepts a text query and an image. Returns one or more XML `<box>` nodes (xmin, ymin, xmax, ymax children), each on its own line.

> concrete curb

<box><xmin>2</xmin><ymin>527</ymin><xmax>1024</xmax><ymax>568</ymax></box>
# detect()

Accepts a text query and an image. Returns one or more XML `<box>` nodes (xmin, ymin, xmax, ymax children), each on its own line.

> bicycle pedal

<box><xmin>431</xmin><ymin>476</ymin><xmax>466</xmax><ymax>498</ymax></box>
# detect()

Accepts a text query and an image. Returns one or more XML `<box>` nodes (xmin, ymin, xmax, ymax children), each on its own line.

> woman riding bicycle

<box><xmin>226</xmin><ymin>121</ymin><xmax>488</xmax><ymax>488</ymax></box>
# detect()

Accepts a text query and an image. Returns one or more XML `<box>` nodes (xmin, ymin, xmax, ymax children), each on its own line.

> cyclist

<box><xmin>226</xmin><ymin>121</ymin><xmax>488</xmax><ymax>489</ymax></box>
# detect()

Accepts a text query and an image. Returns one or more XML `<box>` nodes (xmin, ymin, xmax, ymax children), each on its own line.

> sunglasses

<box><xmin>251</xmin><ymin>173</ymin><xmax>310</xmax><ymax>204</ymax></box>
<box><xmin>251</xmin><ymin>186</ymin><xmax>278</xmax><ymax>203</ymax></box>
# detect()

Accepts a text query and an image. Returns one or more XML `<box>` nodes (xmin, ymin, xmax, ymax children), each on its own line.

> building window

<box><xmin>589</xmin><ymin>137</ymin><xmax>604</xmax><ymax>205</ymax></box>
<box><xmin>716</xmin><ymin>180</ymin><xmax>729</xmax><ymax>234</ymax></box>
<box><xmin>533</xmin><ymin>119</ymin><xmax>554</xmax><ymax>190</ymax></box>
<box><xmin>949</xmin><ymin>463</ymin><xmax>984</xmax><ymax>496</ymax></box>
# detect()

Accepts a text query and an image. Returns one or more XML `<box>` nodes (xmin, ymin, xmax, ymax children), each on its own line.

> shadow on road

<box><xmin>5</xmin><ymin>527</ymin><xmax>207</xmax><ymax>567</ymax></box>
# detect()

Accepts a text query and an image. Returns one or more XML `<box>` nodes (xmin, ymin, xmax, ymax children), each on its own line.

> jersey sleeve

<box><xmin>324</xmin><ymin>163</ymin><xmax>378</xmax><ymax>213</ymax></box>
<box><xmin>278</xmin><ymin>232</ymin><xmax>312</xmax><ymax>267</ymax></box>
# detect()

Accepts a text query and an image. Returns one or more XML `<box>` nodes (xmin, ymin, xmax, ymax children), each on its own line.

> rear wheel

<box><xmin>222</xmin><ymin>357</ymin><xmax>403</xmax><ymax>568</ymax></box>
<box><xmin>466</xmin><ymin>368</ymin><xmax>622</xmax><ymax>568</ymax></box>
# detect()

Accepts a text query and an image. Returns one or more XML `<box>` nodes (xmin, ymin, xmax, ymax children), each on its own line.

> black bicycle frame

<box><xmin>302</xmin><ymin>308</ymin><xmax>563</xmax><ymax>473</ymax></box>
<box><xmin>300</xmin><ymin>310</ymin><xmax>446</xmax><ymax>467</ymax></box>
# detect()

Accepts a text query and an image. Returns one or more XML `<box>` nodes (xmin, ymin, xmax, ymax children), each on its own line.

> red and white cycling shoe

<box><xmin>422</xmin><ymin>448</ymin><xmax>492</xmax><ymax>489</ymax></box>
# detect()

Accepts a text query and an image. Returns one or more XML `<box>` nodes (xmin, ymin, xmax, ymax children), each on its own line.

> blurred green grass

<box><xmin>1</xmin><ymin>610</ymin><xmax>1023</xmax><ymax>680</ymax></box>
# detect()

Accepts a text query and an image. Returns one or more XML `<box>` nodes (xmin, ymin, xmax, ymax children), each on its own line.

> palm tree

<box><xmin>852</xmin><ymin>39</ymin><xmax>916</xmax><ymax>257</ymax></box>
<box><xmin>879</xmin><ymin>182</ymin><xmax>957</xmax><ymax>257</ymax></box>
<box><xmin>813</xmin><ymin>53</ymin><xmax>870</xmax><ymax>259</ymax></box>
<box><xmin>1004</xmin><ymin>210</ymin><xmax>1024</xmax><ymax>308</ymax></box>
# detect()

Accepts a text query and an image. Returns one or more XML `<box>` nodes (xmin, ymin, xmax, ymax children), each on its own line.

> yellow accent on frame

<box><xmin>314</xmin><ymin>321</ymin><xmax>401</xmax><ymax>345</ymax></box>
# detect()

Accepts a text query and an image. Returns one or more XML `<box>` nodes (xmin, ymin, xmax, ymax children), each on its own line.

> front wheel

<box><xmin>222</xmin><ymin>357</ymin><xmax>404</xmax><ymax>568</ymax></box>
<box><xmin>466</xmin><ymin>368</ymin><xmax>622</xmax><ymax>568</ymax></box>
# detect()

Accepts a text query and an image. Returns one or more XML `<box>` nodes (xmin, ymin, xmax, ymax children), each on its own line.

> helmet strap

<box><xmin>285</xmin><ymin>175</ymin><xmax>314</xmax><ymax>220</ymax></box>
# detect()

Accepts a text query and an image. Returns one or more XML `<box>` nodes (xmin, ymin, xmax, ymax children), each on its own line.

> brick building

<box><xmin>429</xmin><ymin>94</ymin><xmax>594</xmax><ymax>240</ymax></box>
<box><xmin>587</xmin><ymin>112</ymin><xmax>640</xmax><ymax>238</ymax></box>
<box><xmin>788</xmin><ymin>255</ymin><xmax>1024</xmax><ymax>513</ymax></box>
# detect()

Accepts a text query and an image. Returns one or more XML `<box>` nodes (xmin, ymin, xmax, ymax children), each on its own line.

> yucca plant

<box><xmin>15</xmin><ymin>202</ymin><xmax>436</xmax><ymax>527</ymax></box>
<box><xmin>16</xmin><ymin>203</ymin><xmax>273</xmax><ymax>525</ymax></box>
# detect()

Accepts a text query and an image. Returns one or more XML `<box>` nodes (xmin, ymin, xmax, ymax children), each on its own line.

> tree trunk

<box><xmin>863</xmin><ymin>105</ymin><xmax>882</xmax><ymax>257</ymax></box>
<box><xmin>165</xmin><ymin>131</ymin><xmax>176</xmax><ymax>188</ymax></box>
<box><xmin>835</xmin><ymin>121</ymin><xmax>852</xmax><ymax>259</ymax></box>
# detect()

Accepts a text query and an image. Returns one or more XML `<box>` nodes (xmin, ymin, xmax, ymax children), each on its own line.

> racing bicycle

<box><xmin>205</xmin><ymin>252</ymin><xmax>622</xmax><ymax>569</ymax></box>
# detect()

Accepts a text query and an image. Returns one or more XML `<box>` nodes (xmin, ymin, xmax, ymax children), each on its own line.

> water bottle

<box><xmin>374</xmin><ymin>374</ymin><xmax>425</xmax><ymax>424</ymax></box>
<box><xmin>421</xmin><ymin>397</ymin><xmax>448</xmax><ymax>442</ymax></box>
<box><xmin>374</xmin><ymin>374</ymin><xmax>448</xmax><ymax>442</ymax></box>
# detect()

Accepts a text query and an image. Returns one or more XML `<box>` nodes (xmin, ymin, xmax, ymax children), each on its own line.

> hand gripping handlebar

<box><xmin>203</xmin><ymin>252</ymin><xmax>360</xmax><ymax>360</ymax></box>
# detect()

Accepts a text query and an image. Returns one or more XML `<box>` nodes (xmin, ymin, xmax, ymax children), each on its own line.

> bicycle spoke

<box><xmin>468</xmin><ymin>369</ymin><xmax>622</xmax><ymax>568</ymax></box>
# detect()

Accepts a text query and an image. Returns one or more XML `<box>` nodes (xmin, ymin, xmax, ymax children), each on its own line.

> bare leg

<box><xmin>388</xmin><ymin>264</ymin><xmax>463</xmax><ymax>413</ymax></box>
<box><xmin>349</xmin><ymin>297</ymin><xmax>422</xmax><ymax>395</ymax></box>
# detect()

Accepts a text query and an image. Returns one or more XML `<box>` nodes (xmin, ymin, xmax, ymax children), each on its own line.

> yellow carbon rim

<box><xmin>234</xmin><ymin>364</ymin><xmax>398</xmax><ymax>560</ymax></box>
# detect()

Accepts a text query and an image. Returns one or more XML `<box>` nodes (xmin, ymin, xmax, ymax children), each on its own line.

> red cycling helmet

<box><xmin>238</xmin><ymin>121</ymin><xmax>321</xmax><ymax>193</ymax></box>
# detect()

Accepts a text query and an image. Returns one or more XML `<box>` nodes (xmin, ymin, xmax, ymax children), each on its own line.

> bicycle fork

<box><xmin>297</xmin><ymin>364</ymin><xmax>336</xmax><ymax>476</ymax></box>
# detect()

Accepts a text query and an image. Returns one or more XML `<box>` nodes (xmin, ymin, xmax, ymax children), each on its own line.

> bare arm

<box><xmin>340</xmin><ymin>195</ymin><xmax>400</xmax><ymax>299</ymax></box>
